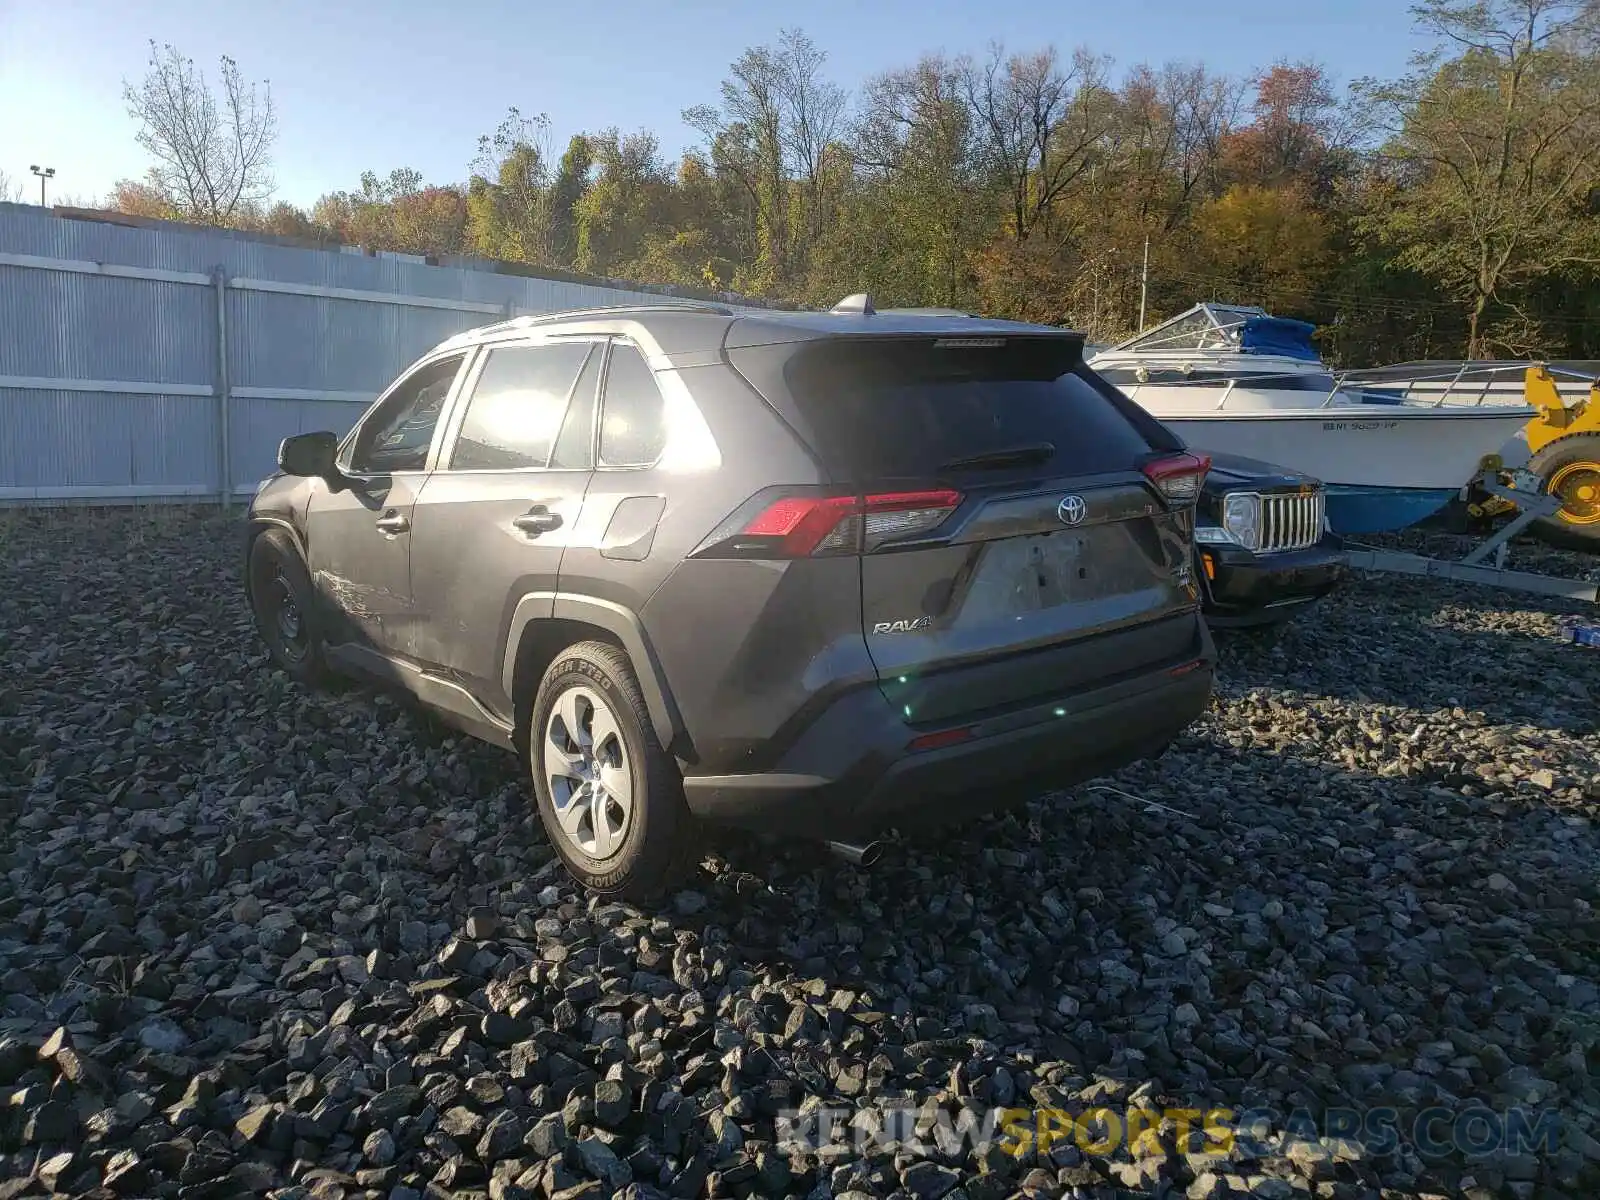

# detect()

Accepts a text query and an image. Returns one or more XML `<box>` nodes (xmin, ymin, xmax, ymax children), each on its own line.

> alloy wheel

<box><xmin>543</xmin><ymin>684</ymin><xmax>634</xmax><ymax>860</ymax></box>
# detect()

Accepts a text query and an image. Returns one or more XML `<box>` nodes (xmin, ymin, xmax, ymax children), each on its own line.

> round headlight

<box><xmin>1221</xmin><ymin>492</ymin><xmax>1261</xmax><ymax>551</ymax></box>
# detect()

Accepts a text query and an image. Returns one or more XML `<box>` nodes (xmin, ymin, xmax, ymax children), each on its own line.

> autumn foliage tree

<box><xmin>1189</xmin><ymin>184</ymin><xmax>1332</xmax><ymax>308</ymax></box>
<box><xmin>1357</xmin><ymin>0</ymin><xmax>1600</xmax><ymax>355</ymax></box>
<box><xmin>1221</xmin><ymin>63</ymin><xmax>1351</xmax><ymax>198</ymax></box>
<box><xmin>107</xmin><ymin>10</ymin><xmax>1600</xmax><ymax>364</ymax></box>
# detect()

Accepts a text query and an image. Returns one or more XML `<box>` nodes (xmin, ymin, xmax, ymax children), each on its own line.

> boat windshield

<box><xmin>1112</xmin><ymin>303</ymin><xmax>1267</xmax><ymax>354</ymax></box>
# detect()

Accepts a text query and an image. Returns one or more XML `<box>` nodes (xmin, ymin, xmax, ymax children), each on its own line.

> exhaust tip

<box><xmin>824</xmin><ymin>839</ymin><xmax>883</xmax><ymax>868</ymax></box>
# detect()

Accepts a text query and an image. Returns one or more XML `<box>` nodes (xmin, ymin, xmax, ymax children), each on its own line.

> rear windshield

<box><xmin>781</xmin><ymin>337</ymin><xmax>1159</xmax><ymax>479</ymax></box>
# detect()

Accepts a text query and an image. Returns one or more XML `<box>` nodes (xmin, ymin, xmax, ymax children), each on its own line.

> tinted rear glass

<box><xmin>782</xmin><ymin>337</ymin><xmax>1154</xmax><ymax>479</ymax></box>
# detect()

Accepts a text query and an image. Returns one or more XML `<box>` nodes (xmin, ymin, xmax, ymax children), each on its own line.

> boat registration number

<box><xmin>1322</xmin><ymin>419</ymin><xmax>1400</xmax><ymax>432</ymax></box>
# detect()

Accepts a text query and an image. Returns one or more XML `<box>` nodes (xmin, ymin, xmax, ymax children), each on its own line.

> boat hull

<box><xmin>1322</xmin><ymin>485</ymin><xmax>1458</xmax><ymax>534</ymax></box>
<box><xmin>1089</xmin><ymin>333</ymin><xmax>1537</xmax><ymax>531</ymax></box>
<box><xmin>1154</xmin><ymin>408</ymin><xmax>1531</xmax><ymax>489</ymax></box>
<box><xmin>1147</xmin><ymin>408</ymin><xmax>1535</xmax><ymax>533</ymax></box>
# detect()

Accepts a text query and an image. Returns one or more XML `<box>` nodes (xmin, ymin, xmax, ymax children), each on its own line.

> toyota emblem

<box><xmin>1057</xmin><ymin>494</ymin><xmax>1088</xmax><ymax>526</ymax></box>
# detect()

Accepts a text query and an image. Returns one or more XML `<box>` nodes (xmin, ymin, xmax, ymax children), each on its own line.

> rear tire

<box><xmin>529</xmin><ymin>640</ymin><xmax>698</xmax><ymax>900</ymax></box>
<box><xmin>1526</xmin><ymin>432</ymin><xmax>1600</xmax><ymax>552</ymax></box>
<box><xmin>247</xmin><ymin>528</ymin><xmax>329</xmax><ymax>686</ymax></box>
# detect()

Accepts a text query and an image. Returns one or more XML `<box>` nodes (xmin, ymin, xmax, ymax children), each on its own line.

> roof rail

<box><xmin>830</xmin><ymin>292</ymin><xmax>876</xmax><ymax>315</ymax></box>
<box><xmin>514</xmin><ymin>301</ymin><xmax>735</xmax><ymax>324</ymax></box>
<box><xmin>443</xmin><ymin>301</ymin><xmax>736</xmax><ymax>348</ymax></box>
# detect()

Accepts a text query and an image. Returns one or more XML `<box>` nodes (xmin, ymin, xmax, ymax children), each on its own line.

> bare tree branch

<box><xmin>683</xmin><ymin>28</ymin><xmax>848</xmax><ymax>285</ymax></box>
<box><xmin>122</xmin><ymin>41</ymin><xmax>276</xmax><ymax>225</ymax></box>
<box><xmin>961</xmin><ymin>45</ymin><xmax>1117</xmax><ymax>241</ymax></box>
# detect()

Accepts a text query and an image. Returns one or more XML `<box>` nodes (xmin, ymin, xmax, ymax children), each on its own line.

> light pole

<box><xmin>1138</xmin><ymin>235</ymin><xmax>1150</xmax><ymax>333</ymax></box>
<box><xmin>29</xmin><ymin>165</ymin><xmax>55</xmax><ymax>207</ymax></box>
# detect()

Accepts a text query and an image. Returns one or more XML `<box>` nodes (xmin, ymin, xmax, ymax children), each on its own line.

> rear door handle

<box><xmin>512</xmin><ymin>507</ymin><xmax>564</xmax><ymax>536</ymax></box>
<box><xmin>374</xmin><ymin>511</ymin><xmax>410</xmax><ymax>535</ymax></box>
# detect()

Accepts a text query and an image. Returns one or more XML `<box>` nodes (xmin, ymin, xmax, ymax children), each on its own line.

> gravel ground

<box><xmin>0</xmin><ymin>507</ymin><xmax>1596</xmax><ymax>1200</ymax></box>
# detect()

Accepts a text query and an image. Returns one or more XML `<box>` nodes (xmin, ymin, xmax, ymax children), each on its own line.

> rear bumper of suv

<box><xmin>681</xmin><ymin>619</ymin><xmax>1215</xmax><ymax>839</ymax></box>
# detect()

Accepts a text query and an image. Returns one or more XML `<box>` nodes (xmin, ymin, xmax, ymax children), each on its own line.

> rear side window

<box><xmin>780</xmin><ymin>337</ymin><xmax>1156</xmax><ymax>479</ymax></box>
<box><xmin>599</xmin><ymin>344</ymin><xmax>668</xmax><ymax>468</ymax></box>
<box><xmin>450</xmin><ymin>342</ymin><xmax>592</xmax><ymax>471</ymax></box>
<box><xmin>549</xmin><ymin>345</ymin><xmax>603</xmax><ymax>470</ymax></box>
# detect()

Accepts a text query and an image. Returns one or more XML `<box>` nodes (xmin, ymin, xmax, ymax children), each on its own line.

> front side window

<box><xmin>450</xmin><ymin>342</ymin><xmax>593</xmax><ymax>471</ymax></box>
<box><xmin>348</xmin><ymin>354</ymin><xmax>465</xmax><ymax>474</ymax></box>
<box><xmin>599</xmin><ymin>344</ymin><xmax>668</xmax><ymax>468</ymax></box>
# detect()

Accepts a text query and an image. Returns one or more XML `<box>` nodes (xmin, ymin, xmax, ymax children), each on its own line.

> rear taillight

<box><xmin>852</xmin><ymin>490</ymin><xmax>964</xmax><ymax>551</ymax></box>
<box><xmin>702</xmin><ymin>489</ymin><xmax>963</xmax><ymax>558</ymax></box>
<box><xmin>907</xmin><ymin>726</ymin><xmax>975</xmax><ymax>752</ymax></box>
<box><xmin>740</xmin><ymin>495</ymin><xmax>860</xmax><ymax>556</ymax></box>
<box><xmin>1141</xmin><ymin>452</ymin><xmax>1211</xmax><ymax>504</ymax></box>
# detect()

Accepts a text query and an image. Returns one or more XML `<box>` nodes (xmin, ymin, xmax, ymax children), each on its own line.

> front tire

<box><xmin>529</xmin><ymin>640</ymin><xmax>698</xmax><ymax>899</ymax></box>
<box><xmin>1526</xmin><ymin>432</ymin><xmax>1600</xmax><ymax>552</ymax></box>
<box><xmin>247</xmin><ymin>528</ymin><xmax>329</xmax><ymax>686</ymax></box>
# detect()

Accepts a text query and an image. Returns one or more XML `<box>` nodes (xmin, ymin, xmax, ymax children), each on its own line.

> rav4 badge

<box><xmin>873</xmin><ymin>617</ymin><xmax>933</xmax><ymax>635</ymax></box>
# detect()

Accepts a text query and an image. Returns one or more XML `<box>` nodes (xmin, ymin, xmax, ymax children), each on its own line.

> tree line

<box><xmin>108</xmin><ymin>0</ymin><xmax>1600</xmax><ymax>366</ymax></box>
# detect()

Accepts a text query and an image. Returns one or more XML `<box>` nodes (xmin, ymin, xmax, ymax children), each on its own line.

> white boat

<box><xmin>1342</xmin><ymin>358</ymin><xmax>1596</xmax><ymax>407</ymax></box>
<box><xmin>1340</xmin><ymin>359</ymin><xmax>1598</xmax><ymax>473</ymax></box>
<box><xmin>1088</xmin><ymin>304</ymin><xmax>1536</xmax><ymax>533</ymax></box>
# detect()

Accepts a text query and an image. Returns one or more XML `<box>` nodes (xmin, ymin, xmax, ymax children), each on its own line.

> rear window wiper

<box><xmin>937</xmin><ymin>442</ymin><xmax>1056</xmax><ymax>471</ymax></box>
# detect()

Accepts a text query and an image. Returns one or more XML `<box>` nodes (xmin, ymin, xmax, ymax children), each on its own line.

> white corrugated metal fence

<box><xmin>0</xmin><ymin>203</ymin><xmax>768</xmax><ymax>505</ymax></box>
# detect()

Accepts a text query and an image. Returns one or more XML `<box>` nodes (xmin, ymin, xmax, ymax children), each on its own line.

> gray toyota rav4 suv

<box><xmin>245</xmin><ymin>296</ymin><xmax>1215</xmax><ymax>898</ymax></box>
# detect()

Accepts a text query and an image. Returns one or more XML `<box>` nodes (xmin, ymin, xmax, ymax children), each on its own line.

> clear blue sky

<box><xmin>1</xmin><ymin>0</ymin><xmax>1433</xmax><ymax>209</ymax></box>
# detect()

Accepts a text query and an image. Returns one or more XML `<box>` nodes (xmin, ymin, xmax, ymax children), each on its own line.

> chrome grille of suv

<box><xmin>1259</xmin><ymin>491</ymin><xmax>1324</xmax><ymax>552</ymax></box>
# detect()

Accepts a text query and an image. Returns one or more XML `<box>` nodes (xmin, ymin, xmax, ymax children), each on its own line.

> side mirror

<box><xmin>277</xmin><ymin>431</ymin><xmax>343</xmax><ymax>489</ymax></box>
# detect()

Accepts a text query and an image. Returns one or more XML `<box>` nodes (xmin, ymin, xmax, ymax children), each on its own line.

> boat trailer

<box><xmin>1339</xmin><ymin>363</ymin><xmax>1599</xmax><ymax>604</ymax></box>
<box><xmin>1343</xmin><ymin>466</ymin><xmax>1599</xmax><ymax>603</ymax></box>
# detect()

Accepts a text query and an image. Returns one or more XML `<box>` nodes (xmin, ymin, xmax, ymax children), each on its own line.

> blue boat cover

<box><xmin>1239</xmin><ymin>315</ymin><xmax>1319</xmax><ymax>361</ymax></box>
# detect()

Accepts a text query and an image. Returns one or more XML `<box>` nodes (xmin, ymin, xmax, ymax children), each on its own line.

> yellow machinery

<box><xmin>1466</xmin><ymin>366</ymin><xmax>1600</xmax><ymax>551</ymax></box>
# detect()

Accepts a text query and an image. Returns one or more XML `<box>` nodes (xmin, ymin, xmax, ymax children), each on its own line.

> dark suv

<box><xmin>245</xmin><ymin>296</ymin><xmax>1216</xmax><ymax>897</ymax></box>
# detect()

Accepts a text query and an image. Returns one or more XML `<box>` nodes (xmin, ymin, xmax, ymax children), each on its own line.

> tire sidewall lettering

<box><xmin>569</xmin><ymin>658</ymin><xmax>615</xmax><ymax>696</ymax></box>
